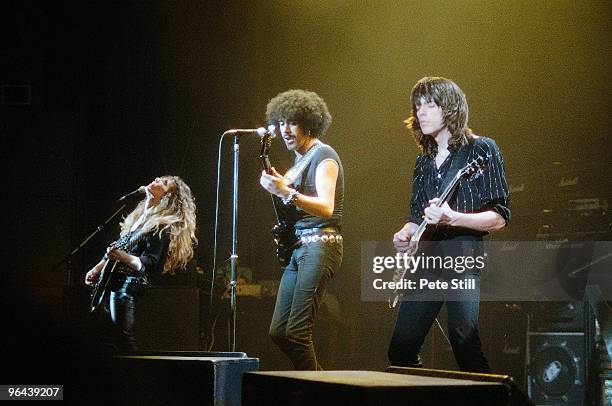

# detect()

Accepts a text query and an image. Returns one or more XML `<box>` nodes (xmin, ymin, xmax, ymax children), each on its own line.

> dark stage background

<box><xmin>3</xmin><ymin>0</ymin><xmax>611</xmax><ymax>386</ymax></box>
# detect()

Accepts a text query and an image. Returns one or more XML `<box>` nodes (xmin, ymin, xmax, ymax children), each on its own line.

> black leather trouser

<box><xmin>108</xmin><ymin>276</ymin><xmax>145</xmax><ymax>352</ymax></box>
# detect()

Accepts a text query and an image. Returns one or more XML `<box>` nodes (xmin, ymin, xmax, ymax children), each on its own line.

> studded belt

<box><xmin>299</xmin><ymin>234</ymin><xmax>343</xmax><ymax>244</ymax></box>
<box><xmin>295</xmin><ymin>227</ymin><xmax>342</xmax><ymax>244</ymax></box>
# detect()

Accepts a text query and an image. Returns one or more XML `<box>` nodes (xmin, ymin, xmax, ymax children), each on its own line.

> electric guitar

<box><xmin>388</xmin><ymin>154</ymin><xmax>489</xmax><ymax>308</ymax></box>
<box><xmin>89</xmin><ymin>233</ymin><xmax>136</xmax><ymax>313</ymax></box>
<box><xmin>260</xmin><ymin>131</ymin><xmax>299</xmax><ymax>267</ymax></box>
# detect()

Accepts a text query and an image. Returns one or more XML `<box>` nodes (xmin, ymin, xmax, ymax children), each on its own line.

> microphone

<box><xmin>117</xmin><ymin>186</ymin><xmax>146</xmax><ymax>202</ymax></box>
<box><xmin>226</xmin><ymin>126</ymin><xmax>275</xmax><ymax>138</ymax></box>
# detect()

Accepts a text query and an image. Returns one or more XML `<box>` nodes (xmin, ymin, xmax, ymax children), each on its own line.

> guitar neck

<box><xmin>413</xmin><ymin>173</ymin><xmax>462</xmax><ymax>241</ymax></box>
<box><xmin>437</xmin><ymin>173</ymin><xmax>461</xmax><ymax>207</ymax></box>
<box><xmin>261</xmin><ymin>155</ymin><xmax>286</xmax><ymax>223</ymax></box>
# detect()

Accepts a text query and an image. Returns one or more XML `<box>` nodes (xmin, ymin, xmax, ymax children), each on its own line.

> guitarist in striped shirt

<box><xmin>389</xmin><ymin>77</ymin><xmax>510</xmax><ymax>373</ymax></box>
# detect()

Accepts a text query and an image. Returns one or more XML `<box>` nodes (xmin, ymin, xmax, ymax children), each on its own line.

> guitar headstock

<box><xmin>259</xmin><ymin>125</ymin><xmax>276</xmax><ymax>158</ymax></box>
<box><xmin>259</xmin><ymin>125</ymin><xmax>277</xmax><ymax>172</ymax></box>
<box><xmin>458</xmin><ymin>154</ymin><xmax>490</xmax><ymax>180</ymax></box>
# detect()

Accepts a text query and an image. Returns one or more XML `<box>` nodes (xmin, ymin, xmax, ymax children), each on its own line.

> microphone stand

<box><xmin>52</xmin><ymin>203</ymin><xmax>128</xmax><ymax>287</ymax></box>
<box><xmin>212</xmin><ymin>128</ymin><xmax>263</xmax><ymax>352</ymax></box>
<box><xmin>229</xmin><ymin>134</ymin><xmax>239</xmax><ymax>352</ymax></box>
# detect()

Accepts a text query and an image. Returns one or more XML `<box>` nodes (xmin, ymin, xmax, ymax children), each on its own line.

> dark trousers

<box><xmin>388</xmin><ymin>294</ymin><xmax>490</xmax><ymax>373</ymax></box>
<box><xmin>269</xmin><ymin>239</ymin><xmax>343</xmax><ymax>370</ymax></box>
<box><xmin>108</xmin><ymin>276</ymin><xmax>145</xmax><ymax>352</ymax></box>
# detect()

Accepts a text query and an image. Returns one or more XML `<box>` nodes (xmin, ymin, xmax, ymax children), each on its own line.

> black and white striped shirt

<box><xmin>408</xmin><ymin>136</ymin><xmax>510</xmax><ymax>238</ymax></box>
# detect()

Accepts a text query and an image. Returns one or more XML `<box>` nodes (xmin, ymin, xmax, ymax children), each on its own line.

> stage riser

<box><xmin>242</xmin><ymin>371</ymin><xmax>514</xmax><ymax>406</ymax></box>
<box><xmin>112</xmin><ymin>354</ymin><xmax>259</xmax><ymax>406</ymax></box>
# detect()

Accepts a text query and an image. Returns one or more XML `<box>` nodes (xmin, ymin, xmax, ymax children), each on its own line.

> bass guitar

<box><xmin>389</xmin><ymin>154</ymin><xmax>489</xmax><ymax>308</ymax></box>
<box><xmin>260</xmin><ymin>131</ymin><xmax>299</xmax><ymax>267</ymax></box>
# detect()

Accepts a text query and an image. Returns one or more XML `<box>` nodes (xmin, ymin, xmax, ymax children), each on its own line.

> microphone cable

<box><xmin>206</xmin><ymin>131</ymin><xmax>228</xmax><ymax>351</ymax></box>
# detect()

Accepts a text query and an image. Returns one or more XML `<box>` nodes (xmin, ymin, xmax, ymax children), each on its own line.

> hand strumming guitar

<box><xmin>260</xmin><ymin>167</ymin><xmax>291</xmax><ymax>198</ymax></box>
<box><xmin>393</xmin><ymin>222</ymin><xmax>419</xmax><ymax>253</ymax></box>
<box><xmin>85</xmin><ymin>262</ymin><xmax>103</xmax><ymax>286</ymax></box>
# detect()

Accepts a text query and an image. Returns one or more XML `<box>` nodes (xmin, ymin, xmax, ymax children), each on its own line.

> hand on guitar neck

<box><xmin>85</xmin><ymin>244</ymin><xmax>141</xmax><ymax>286</ymax></box>
<box><xmin>423</xmin><ymin>198</ymin><xmax>456</xmax><ymax>225</ymax></box>
<box><xmin>105</xmin><ymin>245</ymin><xmax>141</xmax><ymax>270</ymax></box>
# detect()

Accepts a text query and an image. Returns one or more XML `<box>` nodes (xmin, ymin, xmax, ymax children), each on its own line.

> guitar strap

<box><xmin>103</xmin><ymin>230</ymin><xmax>145</xmax><ymax>270</ymax></box>
<box><xmin>283</xmin><ymin>140</ymin><xmax>324</xmax><ymax>186</ymax></box>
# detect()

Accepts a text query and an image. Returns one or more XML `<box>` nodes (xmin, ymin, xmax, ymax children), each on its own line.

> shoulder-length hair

<box><xmin>120</xmin><ymin>176</ymin><xmax>197</xmax><ymax>275</ymax></box>
<box><xmin>266</xmin><ymin>89</ymin><xmax>332</xmax><ymax>137</ymax></box>
<box><xmin>405</xmin><ymin>77</ymin><xmax>473</xmax><ymax>157</ymax></box>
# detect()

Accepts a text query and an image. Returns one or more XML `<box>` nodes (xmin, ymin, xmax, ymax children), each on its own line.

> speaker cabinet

<box><xmin>527</xmin><ymin>332</ymin><xmax>585</xmax><ymax>405</ymax></box>
<box><xmin>529</xmin><ymin>302</ymin><xmax>585</xmax><ymax>333</ymax></box>
<box><xmin>483</xmin><ymin>303</ymin><xmax>529</xmax><ymax>390</ymax></box>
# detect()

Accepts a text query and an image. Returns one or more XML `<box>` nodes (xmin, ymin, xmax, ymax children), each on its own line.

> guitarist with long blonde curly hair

<box><xmin>85</xmin><ymin>175</ymin><xmax>197</xmax><ymax>351</ymax></box>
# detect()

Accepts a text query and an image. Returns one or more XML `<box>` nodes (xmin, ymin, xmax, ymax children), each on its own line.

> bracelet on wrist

<box><xmin>282</xmin><ymin>189</ymin><xmax>299</xmax><ymax>205</ymax></box>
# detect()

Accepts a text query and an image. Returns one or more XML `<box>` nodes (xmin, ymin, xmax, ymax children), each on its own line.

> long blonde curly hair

<box><xmin>120</xmin><ymin>175</ymin><xmax>197</xmax><ymax>275</ymax></box>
